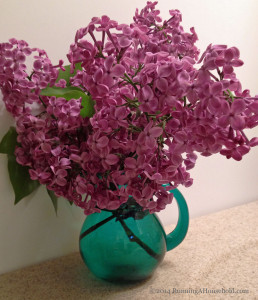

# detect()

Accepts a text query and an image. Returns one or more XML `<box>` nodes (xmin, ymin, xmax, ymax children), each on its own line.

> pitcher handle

<box><xmin>164</xmin><ymin>187</ymin><xmax>189</xmax><ymax>251</ymax></box>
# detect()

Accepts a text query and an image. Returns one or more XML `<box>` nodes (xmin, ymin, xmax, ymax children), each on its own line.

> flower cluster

<box><xmin>0</xmin><ymin>1</ymin><xmax>258</xmax><ymax>215</ymax></box>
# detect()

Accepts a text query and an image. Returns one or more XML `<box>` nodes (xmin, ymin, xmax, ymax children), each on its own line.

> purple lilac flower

<box><xmin>0</xmin><ymin>2</ymin><xmax>258</xmax><ymax>215</ymax></box>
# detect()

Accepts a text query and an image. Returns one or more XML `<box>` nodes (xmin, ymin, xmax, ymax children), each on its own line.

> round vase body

<box><xmin>79</xmin><ymin>209</ymin><xmax>167</xmax><ymax>282</ymax></box>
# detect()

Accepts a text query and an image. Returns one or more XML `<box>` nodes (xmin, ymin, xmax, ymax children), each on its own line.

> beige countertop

<box><xmin>0</xmin><ymin>201</ymin><xmax>257</xmax><ymax>300</ymax></box>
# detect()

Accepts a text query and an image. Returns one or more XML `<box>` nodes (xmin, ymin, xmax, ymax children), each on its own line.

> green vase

<box><xmin>79</xmin><ymin>188</ymin><xmax>189</xmax><ymax>282</ymax></box>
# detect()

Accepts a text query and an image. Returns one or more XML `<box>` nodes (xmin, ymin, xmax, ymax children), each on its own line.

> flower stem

<box><xmin>240</xmin><ymin>130</ymin><xmax>250</xmax><ymax>144</ymax></box>
<box><xmin>79</xmin><ymin>214</ymin><xmax>116</xmax><ymax>241</ymax></box>
<box><xmin>118</xmin><ymin>218</ymin><xmax>162</xmax><ymax>261</ymax></box>
<box><xmin>208</xmin><ymin>70</ymin><xmax>219</xmax><ymax>82</ymax></box>
<box><xmin>79</xmin><ymin>210</ymin><xmax>163</xmax><ymax>261</ymax></box>
<box><xmin>124</xmin><ymin>73</ymin><xmax>139</xmax><ymax>92</ymax></box>
<box><xmin>39</xmin><ymin>96</ymin><xmax>47</xmax><ymax>109</ymax></box>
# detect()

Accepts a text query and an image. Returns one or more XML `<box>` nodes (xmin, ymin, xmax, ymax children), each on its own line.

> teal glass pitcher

<box><xmin>79</xmin><ymin>188</ymin><xmax>189</xmax><ymax>282</ymax></box>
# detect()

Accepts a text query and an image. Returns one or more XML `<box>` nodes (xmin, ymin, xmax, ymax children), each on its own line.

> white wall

<box><xmin>0</xmin><ymin>0</ymin><xmax>257</xmax><ymax>274</ymax></box>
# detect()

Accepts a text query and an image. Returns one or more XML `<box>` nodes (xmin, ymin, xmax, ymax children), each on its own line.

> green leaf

<box><xmin>7</xmin><ymin>154</ymin><xmax>40</xmax><ymax>204</ymax></box>
<box><xmin>56</xmin><ymin>63</ymin><xmax>82</xmax><ymax>86</ymax></box>
<box><xmin>0</xmin><ymin>127</ymin><xmax>18</xmax><ymax>155</ymax></box>
<box><xmin>40</xmin><ymin>86</ymin><xmax>95</xmax><ymax>118</ymax></box>
<box><xmin>40</xmin><ymin>86</ymin><xmax>82</xmax><ymax>97</ymax></box>
<box><xmin>47</xmin><ymin>189</ymin><xmax>58</xmax><ymax>215</ymax></box>
<box><xmin>81</xmin><ymin>95</ymin><xmax>95</xmax><ymax>118</ymax></box>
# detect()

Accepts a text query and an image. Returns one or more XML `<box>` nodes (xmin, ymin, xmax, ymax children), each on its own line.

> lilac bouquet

<box><xmin>0</xmin><ymin>1</ymin><xmax>257</xmax><ymax>215</ymax></box>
